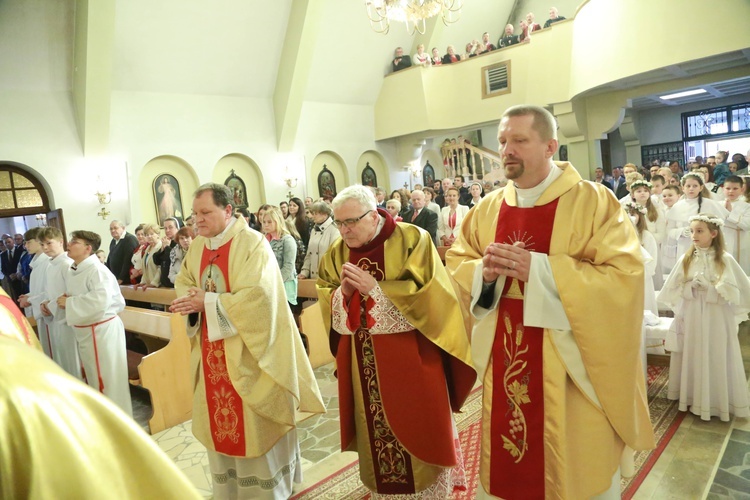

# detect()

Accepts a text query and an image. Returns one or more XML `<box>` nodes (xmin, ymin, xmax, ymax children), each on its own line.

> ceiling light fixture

<box><xmin>659</xmin><ymin>89</ymin><xmax>707</xmax><ymax>100</ymax></box>
<box><xmin>365</xmin><ymin>0</ymin><xmax>462</xmax><ymax>35</ymax></box>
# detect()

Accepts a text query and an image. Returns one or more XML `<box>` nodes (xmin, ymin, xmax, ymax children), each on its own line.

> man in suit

<box><xmin>454</xmin><ymin>175</ymin><xmax>472</xmax><ymax>205</ymax></box>
<box><xmin>435</xmin><ymin>177</ymin><xmax>453</xmax><ymax>209</ymax></box>
<box><xmin>498</xmin><ymin>24</ymin><xmax>519</xmax><ymax>48</ymax></box>
<box><xmin>375</xmin><ymin>187</ymin><xmax>387</xmax><ymax>210</ymax></box>
<box><xmin>106</xmin><ymin>220</ymin><xmax>139</xmax><ymax>284</ymax></box>
<box><xmin>1</xmin><ymin>233</ymin><xmax>23</xmax><ymax>302</ymax></box>
<box><xmin>593</xmin><ymin>167</ymin><xmax>613</xmax><ymax>191</ymax></box>
<box><xmin>611</xmin><ymin>167</ymin><xmax>626</xmax><ymax>198</ymax></box>
<box><xmin>404</xmin><ymin>190</ymin><xmax>438</xmax><ymax>246</ymax></box>
<box><xmin>392</xmin><ymin>47</ymin><xmax>411</xmax><ymax>73</ymax></box>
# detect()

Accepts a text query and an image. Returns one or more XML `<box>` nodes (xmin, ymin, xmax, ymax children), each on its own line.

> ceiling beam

<box><xmin>273</xmin><ymin>0</ymin><xmax>324</xmax><ymax>152</ymax></box>
<box><xmin>72</xmin><ymin>0</ymin><xmax>116</xmax><ymax>156</ymax></box>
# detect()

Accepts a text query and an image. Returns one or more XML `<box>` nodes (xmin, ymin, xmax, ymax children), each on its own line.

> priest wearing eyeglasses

<box><xmin>316</xmin><ymin>185</ymin><xmax>476</xmax><ymax>497</ymax></box>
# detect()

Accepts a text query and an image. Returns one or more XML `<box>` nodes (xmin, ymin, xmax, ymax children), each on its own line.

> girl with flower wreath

<box><xmin>625</xmin><ymin>202</ymin><xmax>658</xmax><ymax>316</ymax></box>
<box><xmin>657</xmin><ymin>213</ymin><xmax>750</xmax><ymax>421</ymax></box>
<box><xmin>629</xmin><ymin>179</ymin><xmax>667</xmax><ymax>288</ymax></box>
<box><xmin>665</xmin><ymin>173</ymin><xmax>728</xmax><ymax>274</ymax></box>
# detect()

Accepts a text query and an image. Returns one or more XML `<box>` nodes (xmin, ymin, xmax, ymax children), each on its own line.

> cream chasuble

<box><xmin>446</xmin><ymin>162</ymin><xmax>655</xmax><ymax>499</ymax></box>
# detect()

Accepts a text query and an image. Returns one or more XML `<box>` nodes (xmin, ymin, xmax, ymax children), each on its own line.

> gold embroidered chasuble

<box><xmin>317</xmin><ymin>215</ymin><xmax>476</xmax><ymax>495</ymax></box>
<box><xmin>175</xmin><ymin>216</ymin><xmax>325</xmax><ymax>457</ymax></box>
<box><xmin>446</xmin><ymin>162</ymin><xmax>656</xmax><ymax>498</ymax></box>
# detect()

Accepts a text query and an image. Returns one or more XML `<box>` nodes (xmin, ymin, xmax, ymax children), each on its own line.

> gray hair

<box><xmin>502</xmin><ymin>105</ymin><xmax>558</xmax><ymax>141</ymax></box>
<box><xmin>110</xmin><ymin>220</ymin><xmax>125</xmax><ymax>229</ymax></box>
<box><xmin>310</xmin><ymin>201</ymin><xmax>332</xmax><ymax>216</ymax></box>
<box><xmin>194</xmin><ymin>182</ymin><xmax>234</xmax><ymax>209</ymax></box>
<box><xmin>386</xmin><ymin>198</ymin><xmax>401</xmax><ymax>211</ymax></box>
<box><xmin>332</xmin><ymin>185</ymin><xmax>377</xmax><ymax>212</ymax></box>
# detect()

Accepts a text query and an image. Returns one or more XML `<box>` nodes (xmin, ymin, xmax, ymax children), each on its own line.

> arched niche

<box><xmin>310</xmin><ymin>151</ymin><xmax>348</xmax><ymax>199</ymax></box>
<box><xmin>212</xmin><ymin>154</ymin><xmax>265</xmax><ymax>212</ymax></box>
<box><xmin>0</xmin><ymin>163</ymin><xmax>51</xmax><ymax>216</ymax></box>
<box><xmin>138</xmin><ymin>156</ymin><xmax>199</xmax><ymax>226</ymax></box>
<box><xmin>420</xmin><ymin>149</ymin><xmax>445</xmax><ymax>184</ymax></box>
<box><xmin>356</xmin><ymin>151</ymin><xmax>388</xmax><ymax>192</ymax></box>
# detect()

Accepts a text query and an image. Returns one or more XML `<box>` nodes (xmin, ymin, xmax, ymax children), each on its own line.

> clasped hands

<box><xmin>169</xmin><ymin>287</ymin><xmax>207</xmax><ymax>315</ymax></box>
<box><xmin>340</xmin><ymin>262</ymin><xmax>377</xmax><ymax>300</ymax></box>
<box><xmin>482</xmin><ymin>241</ymin><xmax>531</xmax><ymax>284</ymax></box>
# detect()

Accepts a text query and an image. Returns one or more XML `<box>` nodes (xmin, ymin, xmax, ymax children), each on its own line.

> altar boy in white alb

<box><xmin>57</xmin><ymin>230</ymin><xmax>132</xmax><ymax>417</ymax></box>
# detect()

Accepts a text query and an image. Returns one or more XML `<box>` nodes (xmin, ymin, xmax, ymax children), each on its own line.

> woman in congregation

<box><xmin>658</xmin><ymin>214</ymin><xmax>750</xmax><ymax>422</ymax></box>
<box><xmin>129</xmin><ymin>224</ymin><xmax>148</xmax><ymax>284</ymax></box>
<box><xmin>168</xmin><ymin>226</ymin><xmax>194</xmax><ymax>285</ymax></box>
<box><xmin>423</xmin><ymin>187</ymin><xmax>441</xmax><ymax>214</ymax></box>
<box><xmin>437</xmin><ymin>186</ymin><xmax>469</xmax><ymax>247</ymax></box>
<box><xmin>430</xmin><ymin>47</ymin><xmax>442</xmax><ymax>66</ymax></box>
<box><xmin>262</xmin><ymin>207</ymin><xmax>298</xmax><ymax>309</ymax></box>
<box><xmin>298</xmin><ymin>202</ymin><xmax>339</xmax><ymax>281</ymax></box>
<box><xmin>666</xmin><ymin>172</ymin><xmax>728</xmax><ymax>264</ymax></box>
<box><xmin>385</xmin><ymin>199</ymin><xmax>402</xmax><ymax>222</ymax></box>
<box><xmin>412</xmin><ymin>44</ymin><xmax>430</xmax><ymax>67</ymax></box>
<box><xmin>135</xmin><ymin>223</ymin><xmax>162</xmax><ymax>289</ymax></box>
<box><xmin>467</xmin><ymin>181</ymin><xmax>484</xmax><ymax>209</ymax></box>
<box><xmin>288</xmin><ymin>197</ymin><xmax>311</xmax><ymax>250</ymax></box>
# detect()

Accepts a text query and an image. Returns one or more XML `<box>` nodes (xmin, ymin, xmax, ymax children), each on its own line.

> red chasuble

<box><xmin>199</xmin><ymin>242</ymin><xmax>246</xmax><ymax>457</ymax></box>
<box><xmin>489</xmin><ymin>198</ymin><xmax>558</xmax><ymax>499</ymax></box>
<box><xmin>334</xmin><ymin>211</ymin><xmax>462</xmax><ymax>494</ymax></box>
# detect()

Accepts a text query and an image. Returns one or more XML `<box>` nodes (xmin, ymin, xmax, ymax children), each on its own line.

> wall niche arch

<box><xmin>0</xmin><ymin>163</ymin><xmax>51</xmax><ymax>216</ymax></box>
<box><xmin>310</xmin><ymin>151</ymin><xmax>348</xmax><ymax>199</ymax></box>
<box><xmin>138</xmin><ymin>156</ymin><xmax>199</xmax><ymax>226</ymax></box>
<box><xmin>212</xmin><ymin>154</ymin><xmax>265</xmax><ymax>212</ymax></box>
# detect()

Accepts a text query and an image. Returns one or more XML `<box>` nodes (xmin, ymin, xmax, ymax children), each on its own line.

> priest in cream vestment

<box><xmin>172</xmin><ymin>183</ymin><xmax>325</xmax><ymax>499</ymax></box>
<box><xmin>0</xmin><ymin>288</ymin><xmax>201</xmax><ymax>499</ymax></box>
<box><xmin>446</xmin><ymin>105</ymin><xmax>655</xmax><ymax>499</ymax></box>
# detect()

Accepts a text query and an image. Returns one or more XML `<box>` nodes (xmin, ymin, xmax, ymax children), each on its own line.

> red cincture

<box><xmin>488</xmin><ymin>198</ymin><xmax>558</xmax><ymax>499</ymax></box>
<box><xmin>199</xmin><ymin>243</ymin><xmax>246</xmax><ymax>457</ymax></box>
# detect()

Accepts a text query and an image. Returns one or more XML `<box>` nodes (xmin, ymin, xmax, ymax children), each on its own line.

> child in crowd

<box><xmin>95</xmin><ymin>249</ymin><xmax>106</xmax><ymax>264</ymax></box>
<box><xmin>630</xmin><ymin>179</ymin><xmax>666</xmax><ymax>289</ymax></box>
<box><xmin>625</xmin><ymin>202</ymin><xmax>658</xmax><ymax>316</ymax></box>
<box><xmin>57</xmin><ymin>230</ymin><xmax>131</xmax><ymax>416</ymax></box>
<box><xmin>168</xmin><ymin>226</ymin><xmax>194</xmax><ymax>284</ymax></box>
<box><xmin>650</xmin><ymin>174</ymin><xmax>666</xmax><ymax>211</ymax></box>
<box><xmin>661</xmin><ymin>185</ymin><xmax>681</xmax><ymax>210</ymax></box>
<box><xmin>38</xmin><ymin>227</ymin><xmax>81</xmax><ymax>379</ymax></box>
<box><xmin>619</xmin><ymin>172</ymin><xmax>644</xmax><ymax>206</ymax></box>
<box><xmin>658</xmin><ymin>214</ymin><xmax>750</xmax><ymax>422</ymax></box>
<box><xmin>721</xmin><ymin>175</ymin><xmax>750</xmax><ymax>274</ymax></box>
<box><xmin>666</xmin><ymin>173</ymin><xmax>728</xmax><ymax>266</ymax></box>
<box><xmin>18</xmin><ymin>228</ymin><xmax>50</xmax><ymax>346</ymax></box>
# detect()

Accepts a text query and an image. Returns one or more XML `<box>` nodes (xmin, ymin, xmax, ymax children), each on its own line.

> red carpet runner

<box><xmin>293</xmin><ymin>365</ymin><xmax>683</xmax><ymax>499</ymax></box>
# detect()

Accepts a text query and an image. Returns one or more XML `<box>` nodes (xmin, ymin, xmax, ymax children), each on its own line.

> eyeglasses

<box><xmin>333</xmin><ymin>210</ymin><xmax>372</xmax><ymax>229</ymax></box>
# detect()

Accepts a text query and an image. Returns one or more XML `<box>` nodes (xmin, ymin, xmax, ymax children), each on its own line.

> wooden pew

<box><xmin>120</xmin><ymin>285</ymin><xmax>176</xmax><ymax>307</ymax></box>
<box><xmin>119</xmin><ymin>306</ymin><xmax>192</xmax><ymax>434</ymax></box>
<box><xmin>297</xmin><ymin>279</ymin><xmax>335</xmax><ymax>368</ymax></box>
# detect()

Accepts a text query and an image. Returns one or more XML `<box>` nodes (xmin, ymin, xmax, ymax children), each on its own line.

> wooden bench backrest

<box><xmin>120</xmin><ymin>286</ymin><xmax>177</xmax><ymax>306</ymax></box>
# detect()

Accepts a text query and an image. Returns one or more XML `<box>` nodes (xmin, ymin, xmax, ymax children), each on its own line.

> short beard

<box><xmin>503</xmin><ymin>162</ymin><xmax>525</xmax><ymax>180</ymax></box>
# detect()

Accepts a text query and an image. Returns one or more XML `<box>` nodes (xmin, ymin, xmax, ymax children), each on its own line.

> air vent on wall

<box><xmin>482</xmin><ymin>61</ymin><xmax>511</xmax><ymax>99</ymax></box>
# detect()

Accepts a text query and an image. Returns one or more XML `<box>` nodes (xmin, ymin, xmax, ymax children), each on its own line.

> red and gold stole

<box><xmin>344</xmin><ymin>213</ymin><xmax>419</xmax><ymax>495</ymax></box>
<box><xmin>489</xmin><ymin>198</ymin><xmax>558</xmax><ymax>499</ymax></box>
<box><xmin>199</xmin><ymin>241</ymin><xmax>246</xmax><ymax>457</ymax></box>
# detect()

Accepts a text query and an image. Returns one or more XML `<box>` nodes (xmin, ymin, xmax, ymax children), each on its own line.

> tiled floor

<box><xmin>139</xmin><ymin>326</ymin><xmax>750</xmax><ymax>498</ymax></box>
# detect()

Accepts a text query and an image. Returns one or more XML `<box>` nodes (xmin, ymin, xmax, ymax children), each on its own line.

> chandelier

<box><xmin>365</xmin><ymin>0</ymin><xmax>463</xmax><ymax>35</ymax></box>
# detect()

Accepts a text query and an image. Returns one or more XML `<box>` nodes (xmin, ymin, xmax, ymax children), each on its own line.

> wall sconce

<box><xmin>282</xmin><ymin>167</ymin><xmax>298</xmax><ymax>189</ymax></box>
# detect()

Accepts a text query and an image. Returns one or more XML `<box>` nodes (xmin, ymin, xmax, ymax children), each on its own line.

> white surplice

<box><xmin>723</xmin><ymin>198</ymin><xmax>750</xmax><ymax>274</ymax></box>
<box><xmin>658</xmin><ymin>248</ymin><xmax>750</xmax><ymax>421</ymax></box>
<box><xmin>44</xmin><ymin>252</ymin><xmax>81</xmax><ymax>379</ymax></box>
<box><xmin>26</xmin><ymin>253</ymin><xmax>52</xmax><ymax>356</ymax></box>
<box><xmin>63</xmin><ymin>255</ymin><xmax>132</xmax><ymax>417</ymax></box>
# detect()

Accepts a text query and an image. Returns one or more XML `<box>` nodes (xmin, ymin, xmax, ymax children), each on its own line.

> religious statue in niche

<box><xmin>224</xmin><ymin>169</ymin><xmax>248</xmax><ymax>209</ymax></box>
<box><xmin>153</xmin><ymin>173</ymin><xmax>184</xmax><ymax>226</ymax></box>
<box><xmin>423</xmin><ymin>161</ymin><xmax>435</xmax><ymax>187</ymax></box>
<box><xmin>361</xmin><ymin>163</ymin><xmax>377</xmax><ymax>187</ymax></box>
<box><xmin>318</xmin><ymin>165</ymin><xmax>337</xmax><ymax>200</ymax></box>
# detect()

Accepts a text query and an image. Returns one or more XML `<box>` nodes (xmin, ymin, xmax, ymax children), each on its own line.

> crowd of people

<box><xmin>391</xmin><ymin>7</ymin><xmax>567</xmax><ymax>72</ymax></box>
<box><xmin>4</xmin><ymin>102</ymin><xmax>750</xmax><ymax>498</ymax></box>
<box><xmin>593</xmin><ymin>147</ymin><xmax>750</xmax><ymax>424</ymax></box>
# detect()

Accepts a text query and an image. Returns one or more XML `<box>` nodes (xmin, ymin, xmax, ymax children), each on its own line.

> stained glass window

<box><xmin>0</xmin><ymin>166</ymin><xmax>48</xmax><ymax>213</ymax></box>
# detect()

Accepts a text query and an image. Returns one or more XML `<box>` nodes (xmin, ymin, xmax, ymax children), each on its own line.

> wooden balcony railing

<box><xmin>440</xmin><ymin>143</ymin><xmax>506</xmax><ymax>185</ymax></box>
